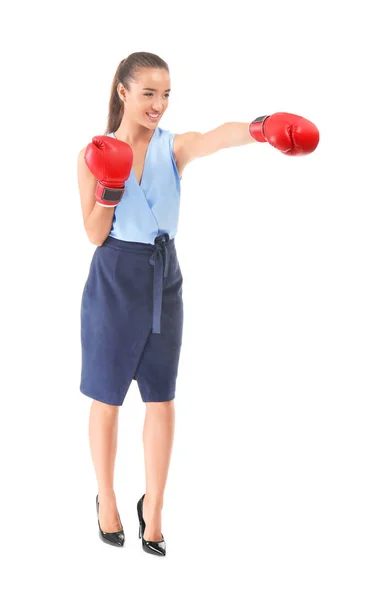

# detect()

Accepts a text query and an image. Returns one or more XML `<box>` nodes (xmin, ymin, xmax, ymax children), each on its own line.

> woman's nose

<box><xmin>152</xmin><ymin>100</ymin><xmax>164</xmax><ymax>111</ymax></box>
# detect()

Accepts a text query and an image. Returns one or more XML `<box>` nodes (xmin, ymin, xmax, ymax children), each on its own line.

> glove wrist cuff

<box><xmin>95</xmin><ymin>182</ymin><xmax>124</xmax><ymax>207</ymax></box>
<box><xmin>249</xmin><ymin>115</ymin><xmax>270</xmax><ymax>143</ymax></box>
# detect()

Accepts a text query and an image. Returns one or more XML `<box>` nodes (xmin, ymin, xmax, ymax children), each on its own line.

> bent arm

<box><xmin>77</xmin><ymin>147</ymin><xmax>115</xmax><ymax>246</ymax></box>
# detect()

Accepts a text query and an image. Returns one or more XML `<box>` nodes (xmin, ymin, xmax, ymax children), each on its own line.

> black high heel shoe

<box><xmin>96</xmin><ymin>494</ymin><xmax>125</xmax><ymax>547</ymax></box>
<box><xmin>137</xmin><ymin>494</ymin><xmax>166</xmax><ymax>556</ymax></box>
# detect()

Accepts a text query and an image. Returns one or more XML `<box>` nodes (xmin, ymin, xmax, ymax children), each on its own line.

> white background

<box><xmin>1</xmin><ymin>0</ymin><xmax>376</xmax><ymax>598</ymax></box>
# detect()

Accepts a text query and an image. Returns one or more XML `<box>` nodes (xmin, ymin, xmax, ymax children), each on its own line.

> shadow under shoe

<box><xmin>137</xmin><ymin>494</ymin><xmax>166</xmax><ymax>556</ymax></box>
<box><xmin>96</xmin><ymin>494</ymin><xmax>125</xmax><ymax>547</ymax></box>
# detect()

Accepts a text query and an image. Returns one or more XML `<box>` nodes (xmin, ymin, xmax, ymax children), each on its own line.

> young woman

<box><xmin>77</xmin><ymin>51</ymin><xmax>319</xmax><ymax>556</ymax></box>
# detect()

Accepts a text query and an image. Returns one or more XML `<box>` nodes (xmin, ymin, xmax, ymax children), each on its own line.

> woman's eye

<box><xmin>144</xmin><ymin>93</ymin><xmax>170</xmax><ymax>98</ymax></box>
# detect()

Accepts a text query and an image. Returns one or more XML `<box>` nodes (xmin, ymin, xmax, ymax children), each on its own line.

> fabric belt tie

<box><xmin>149</xmin><ymin>233</ymin><xmax>170</xmax><ymax>334</ymax></box>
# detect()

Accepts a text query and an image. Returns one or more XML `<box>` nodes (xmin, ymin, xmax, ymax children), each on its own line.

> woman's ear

<box><xmin>117</xmin><ymin>83</ymin><xmax>126</xmax><ymax>102</ymax></box>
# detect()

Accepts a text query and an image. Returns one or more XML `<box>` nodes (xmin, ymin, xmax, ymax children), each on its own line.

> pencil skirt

<box><xmin>80</xmin><ymin>233</ymin><xmax>184</xmax><ymax>405</ymax></box>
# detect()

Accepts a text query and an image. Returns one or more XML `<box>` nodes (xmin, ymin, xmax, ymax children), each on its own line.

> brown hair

<box><xmin>104</xmin><ymin>52</ymin><xmax>169</xmax><ymax>135</ymax></box>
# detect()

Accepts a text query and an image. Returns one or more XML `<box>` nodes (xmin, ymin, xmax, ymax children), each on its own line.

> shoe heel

<box><xmin>96</xmin><ymin>494</ymin><xmax>125</xmax><ymax>547</ymax></box>
<box><xmin>137</xmin><ymin>494</ymin><xmax>166</xmax><ymax>556</ymax></box>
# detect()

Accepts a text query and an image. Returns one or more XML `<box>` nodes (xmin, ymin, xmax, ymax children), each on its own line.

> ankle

<box><xmin>98</xmin><ymin>490</ymin><xmax>116</xmax><ymax>503</ymax></box>
<box><xmin>144</xmin><ymin>493</ymin><xmax>163</xmax><ymax>511</ymax></box>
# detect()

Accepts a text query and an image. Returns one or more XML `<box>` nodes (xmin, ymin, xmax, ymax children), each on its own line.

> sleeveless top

<box><xmin>106</xmin><ymin>128</ymin><xmax>181</xmax><ymax>244</ymax></box>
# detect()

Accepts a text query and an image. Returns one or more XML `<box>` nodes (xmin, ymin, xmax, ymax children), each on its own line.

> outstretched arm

<box><xmin>174</xmin><ymin>113</ymin><xmax>320</xmax><ymax>171</ymax></box>
<box><xmin>174</xmin><ymin>122</ymin><xmax>256</xmax><ymax>165</ymax></box>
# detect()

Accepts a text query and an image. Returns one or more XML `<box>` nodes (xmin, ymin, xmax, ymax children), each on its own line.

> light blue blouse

<box><xmin>107</xmin><ymin>128</ymin><xmax>182</xmax><ymax>244</ymax></box>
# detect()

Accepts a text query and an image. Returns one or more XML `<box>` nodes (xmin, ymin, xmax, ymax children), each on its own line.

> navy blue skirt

<box><xmin>80</xmin><ymin>233</ymin><xmax>184</xmax><ymax>405</ymax></box>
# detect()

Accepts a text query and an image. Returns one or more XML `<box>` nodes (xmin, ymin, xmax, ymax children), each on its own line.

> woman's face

<box><xmin>120</xmin><ymin>68</ymin><xmax>171</xmax><ymax>128</ymax></box>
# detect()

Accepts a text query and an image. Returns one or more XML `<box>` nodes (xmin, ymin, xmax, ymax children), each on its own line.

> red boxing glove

<box><xmin>85</xmin><ymin>136</ymin><xmax>133</xmax><ymax>207</ymax></box>
<box><xmin>249</xmin><ymin>112</ymin><xmax>319</xmax><ymax>156</ymax></box>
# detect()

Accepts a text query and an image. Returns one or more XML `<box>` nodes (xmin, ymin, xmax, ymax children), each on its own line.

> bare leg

<box><xmin>89</xmin><ymin>399</ymin><xmax>122</xmax><ymax>532</ymax></box>
<box><xmin>142</xmin><ymin>399</ymin><xmax>175</xmax><ymax>541</ymax></box>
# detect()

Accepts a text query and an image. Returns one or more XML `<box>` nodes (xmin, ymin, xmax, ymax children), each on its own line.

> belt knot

<box><xmin>149</xmin><ymin>233</ymin><xmax>170</xmax><ymax>333</ymax></box>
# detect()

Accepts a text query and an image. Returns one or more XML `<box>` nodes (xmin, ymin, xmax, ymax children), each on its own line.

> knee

<box><xmin>92</xmin><ymin>399</ymin><xmax>120</xmax><ymax>416</ymax></box>
<box><xmin>145</xmin><ymin>399</ymin><xmax>175</xmax><ymax>413</ymax></box>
